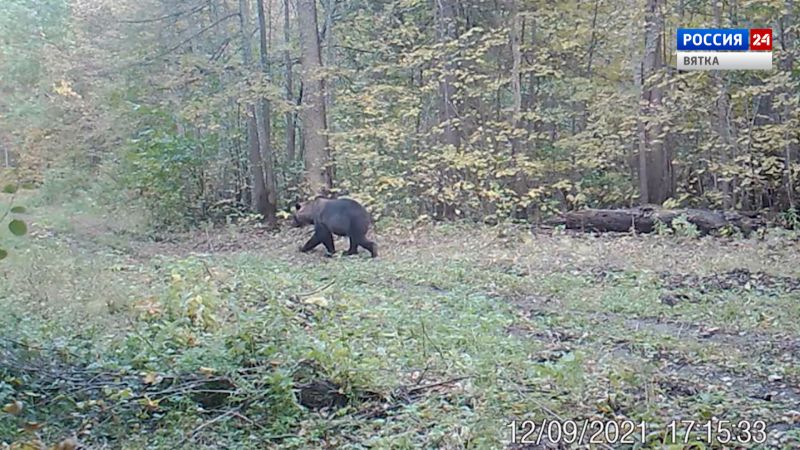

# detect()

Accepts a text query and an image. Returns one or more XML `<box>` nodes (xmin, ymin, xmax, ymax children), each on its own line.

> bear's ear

<box><xmin>294</xmin><ymin>202</ymin><xmax>301</xmax><ymax>211</ymax></box>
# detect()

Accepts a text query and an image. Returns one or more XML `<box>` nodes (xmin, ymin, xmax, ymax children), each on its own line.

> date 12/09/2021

<box><xmin>507</xmin><ymin>418</ymin><xmax>768</xmax><ymax>446</ymax></box>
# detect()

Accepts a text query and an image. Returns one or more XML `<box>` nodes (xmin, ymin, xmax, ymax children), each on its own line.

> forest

<box><xmin>1</xmin><ymin>0</ymin><xmax>799</xmax><ymax>449</ymax></box>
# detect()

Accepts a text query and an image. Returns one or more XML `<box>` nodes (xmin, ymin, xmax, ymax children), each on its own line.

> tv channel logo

<box><xmin>676</xmin><ymin>28</ymin><xmax>772</xmax><ymax>71</ymax></box>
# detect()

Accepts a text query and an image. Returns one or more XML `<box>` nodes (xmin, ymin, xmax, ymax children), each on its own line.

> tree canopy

<box><xmin>0</xmin><ymin>0</ymin><xmax>797</xmax><ymax>227</ymax></box>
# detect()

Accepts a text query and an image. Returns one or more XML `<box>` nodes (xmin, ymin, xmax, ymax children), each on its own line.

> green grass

<box><xmin>2</xmin><ymin>192</ymin><xmax>800</xmax><ymax>449</ymax></box>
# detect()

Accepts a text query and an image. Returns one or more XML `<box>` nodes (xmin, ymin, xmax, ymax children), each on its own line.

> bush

<box><xmin>124</xmin><ymin>124</ymin><xmax>219</xmax><ymax>230</ymax></box>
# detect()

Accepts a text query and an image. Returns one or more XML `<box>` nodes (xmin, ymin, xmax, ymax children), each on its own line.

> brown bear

<box><xmin>292</xmin><ymin>197</ymin><xmax>377</xmax><ymax>258</ymax></box>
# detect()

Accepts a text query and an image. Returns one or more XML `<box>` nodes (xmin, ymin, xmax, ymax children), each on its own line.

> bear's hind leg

<box><xmin>359</xmin><ymin>239</ymin><xmax>378</xmax><ymax>258</ymax></box>
<box><xmin>346</xmin><ymin>237</ymin><xmax>359</xmax><ymax>255</ymax></box>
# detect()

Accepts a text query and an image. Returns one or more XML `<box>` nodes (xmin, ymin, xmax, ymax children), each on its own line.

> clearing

<box><xmin>2</xmin><ymin>190</ymin><xmax>800</xmax><ymax>449</ymax></box>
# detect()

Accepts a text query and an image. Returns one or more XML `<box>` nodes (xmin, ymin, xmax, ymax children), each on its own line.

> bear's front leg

<box><xmin>315</xmin><ymin>223</ymin><xmax>336</xmax><ymax>256</ymax></box>
<box><xmin>300</xmin><ymin>234</ymin><xmax>322</xmax><ymax>252</ymax></box>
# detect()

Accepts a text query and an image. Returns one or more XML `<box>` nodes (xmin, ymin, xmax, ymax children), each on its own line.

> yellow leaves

<box><xmin>552</xmin><ymin>180</ymin><xmax>573</xmax><ymax>191</ymax></box>
<box><xmin>52</xmin><ymin>80</ymin><xmax>80</xmax><ymax>99</ymax></box>
<box><xmin>106</xmin><ymin>387</ymin><xmax>133</xmax><ymax>401</ymax></box>
<box><xmin>139</xmin><ymin>396</ymin><xmax>161</xmax><ymax>412</ymax></box>
<box><xmin>185</xmin><ymin>294</ymin><xmax>215</xmax><ymax>328</ymax></box>
<box><xmin>494</xmin><ymin>167</ymin><xmax>517</xmax><ymax>178</ymax></box>
<box><xmin>75</xmin><ymin>399</ymin><xmax>104</xmax><ymax>411</ymax></box>
<box><xmin>142</xmin><ymin>372</ymin><xmax>162</xmax><ymax>385</ymax></box>
<box><xmin>303</xmin><ymin>295</ymin><xmax>330</xmax><ymax>308</ymax></box>
<box><xmin>662</xmin><ymin>198</ymin><xmax>682</xmax><ymax>209</ymax></box>
<box><xmin>184</xmin><ymin>333</ymin><xmax>198</xmax><ymax>347</ymax></box>
<box><xmin>22</xmin><ymin>422</ymin><xmax>43</xmax><ymax>432</ymax></box>
<box><xmin>526</xmin><ymin>187</ymin><xmax>546</xmax><ymax>200</ymax></box>
<box><xmin>52</xmin><ymin>438</ymin><xmax>79</xmax><ymax>450</ymax></box>
<box><xmin>134</xmin><ymin>297</ymin><xmax>162</xmax><ymax>317</ymax></box>
<box><xmin>376</xmin><ymin>176</ymin><xmax>407</xmax><ymax>193</ymax></box>
<box><xmin>481</xmin><ymin>190</ymin><xmax>502</xmax><ymax>201</ymax></box>
<box><xmin>6</xmin><ymin>439</ymin><xmax>45</xmax><ymax>450</ymax></box>
<box><xmin>566</xmin><ymin>192</ymin><xmax>587</xmax><ymax>206</ymax></box>
<box><xmin>199</xmin><ymin>367</ymin><xmax>216</xmax><ymax>376</ymax></box>
<box><xmin>761</xmin><ymin>156</ymin><xmax>784</xmax><ymax>177</ymax></box>
<box><xmin>3</xmin><ymin>400</ymin><xmax>24</xmax><ymax>415</ymax></box>
<box><xmin>162</xmin><ymin>266</ymin><xmax>225</xmax><ymax>331</ymax></box>
<box><xmin>413</xmin><ymin>214</ymin><xmax>431</xmax><ymax>227</ymax></box>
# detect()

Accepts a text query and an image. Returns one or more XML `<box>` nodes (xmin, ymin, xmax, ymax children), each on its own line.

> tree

<box><xmin>637</xmin><ymin>0</ymin><xmax>672</xmax><ymax>204</ymax></box>
<box><xmin>780</xmin><ymin>0</ymin><xmax>797</xmax><ymax>208</ymax></box>
<box><xmin>435</xmin><ymin>0</ymin><xmax>460</xmax><ymax>149</ymax></box>
<box><xmin>296</xmin><ymin>0</ymin><xmax>332</xmax><ymax>194</ymax></box>
<box><xmin>509</xmin><ymin>0</ymin><xmax>522</xmax><ymax>154</ymax></box>
<box><xmin>255</xmin><ymin>0</ymin><xmax>279</xmax><ymax>222</ymax></box>
<box><xmin>238</xmin><ymin>0</ymin><xmax>275</xmax><ymax>221</ymax></box>
<box><xmin>3</xmin><ymin>0</ymin><xmax>799</xmax><ymax>226</ymax></box>
<box><xmin>283</xmin><ymin>0</ymin><xmax>296</xmax><ymax>162</ymax></box>
<box><xmin>713</xmin><ymin>0</ymin><xmax>733</xmax><ymax>208</ymax></box>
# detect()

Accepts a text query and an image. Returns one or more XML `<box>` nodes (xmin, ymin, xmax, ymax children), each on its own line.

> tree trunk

<box><xmin>322</xmin><ymin>0</ymin><xmax>336</xmax><ymax>125</ymax></box>
<box><xmin>256</xmin><ymin>0</ymin><xmax>278</xmax><ymax>221</ymax></box>
<box><xmin>631</xmin><ymin>0</ymin><xmax>649</xmax><ymax>203</ymax></box>
<box><xmin>238</xmin><ymin>0</ymin><xmax>271</xmax><ymax>219</ymax></box>
<box><xmin>283</xmin><ymin>0</ymin><xmax>296</xmax><ymax>162</ymax></box>
<box><xmin>509</xmin><ymin>0</ymin><xmax>522</xmax><ymax>155</ymax></box>
<box><xmin>781</xmin><ymin>0</ymin><xmax>796</xmax><ymax>208</ymax></box>
<box><xmin>586</xmin><ymin>0</ymin><xmax>600</xmax><ymax>77</ymax></box>
<box><xmin>713</xmin><ymin>0</ymin><xmax>733</xmax><ymax>208</ymax></box>
<box><xmin>296</xmin><ymin>0</ymin><xmax>333</xmax><ymax>194</ymax></box>
<box><xmin>638</xmin><ymin>0</ymin><xmax>671</xmax><ymax>204</ymax></box>
<box><xmin>436</xmin><ymin>0</ymin><xmax>460</xmax><ymax>149</ymax></box>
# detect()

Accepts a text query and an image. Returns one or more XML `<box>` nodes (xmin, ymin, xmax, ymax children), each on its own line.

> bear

<box><xmin>292</xmin><ymin>197</ymin><xmax>378</xmax><ymax>258</ymax></box>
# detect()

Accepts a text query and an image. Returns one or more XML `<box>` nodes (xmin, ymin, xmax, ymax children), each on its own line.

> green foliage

<box><xmin>0</xmin><ymin>0</ymin><xmax>70</xmax><ymax>180</ymax></box>
<box><xmin>671</xmin><ymin>214</ymin><xmax>701</xmax><ymax>238</ymax></box>
<box><xmin>4</xmin><ymin>0</ymin><xmax>796</xmax><ymax>224</ymax></box>
<box><xmin>35</xmin><ymin>167</ymin><xmax>91</xmax><ymax>205</ymax></box>
<box><xmin>0</xmin><ymin>184</ymin><xmax>28</xmax><ymax>260</ymax></box>
<box><xmin>7</xmin><ymin>219</ymin><xmax>26</xmax><ymax>236</ymax></box>
<box><xmin>653</xmin><ymin>219</ymin><xmax>672</xmax><ymax>236</ymax></box>
<box><xmin>161</xmin><ymin>266</ymin><xmax>222</xmax><ymax>331</ymax></box>
<box><xmin>781</xmin><ymin>207</ymin><xmax>800</xmax><ymax>230</ymax></box>
<box><xmin>124</xmin><ymin>113</ymin><xmax>221</xmax><ymax>229</ymax></box>
<box><xmin>718</xmin><ymin>224</ymin><xmax>739</xmax><ymax>238</ymax></box>
<box><xmin>534</xmin><ymin>351</ymin><xmax>585</xmax><ymax>387</ymax></box>
<box><xmin>324</xmin><ymin>0</ymin><xmax>799</xmax><ymax>219</ymax></box>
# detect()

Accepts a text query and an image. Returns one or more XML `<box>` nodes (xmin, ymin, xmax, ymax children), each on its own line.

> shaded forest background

<box><xmin>1</xmin><ymin>0</ymin><xmax>798</xmax><ymax>229</ymax></box>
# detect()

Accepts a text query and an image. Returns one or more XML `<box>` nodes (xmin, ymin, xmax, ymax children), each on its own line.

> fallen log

<box><xmin>546</xmin><ymin>206</ymin><xmax>763</xmax><ymax>235</ymax></box>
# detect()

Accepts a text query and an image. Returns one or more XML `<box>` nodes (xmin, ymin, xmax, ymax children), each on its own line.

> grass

<box><xmin>1</xmin><ymin>190</ymin><xmax>800</xmax><ymax>449</ymax></box>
